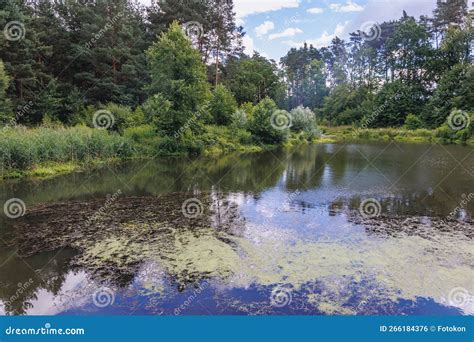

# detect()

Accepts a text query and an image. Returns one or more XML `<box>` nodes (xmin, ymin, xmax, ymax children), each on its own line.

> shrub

<box><xmin>239</xmin><ymin>102</ymin><xmax>254</xmax><ymax>119</ymax></box>
<box><xmin>209</xmin><ymin>85</ymin><xmax>237</xmax><ymax>125</ymax></box>
<box><xmin>290</xmin><ymin>105</ymin><xmax>317</xmax><ymax>132</ymax></box>
<box><xmin>249</xmin><ymin>98</ymin><xmax>289</xmax><ymax>144</ymax></box>
<box><xmin>231</xmin><ymin>109</ymin><xmax>247</xmax><ymax>129</ymax></box>
<box><xmin>404</xmin><ymin>114</ymin><xmax>424</xmax><ymax>130</ymax></box>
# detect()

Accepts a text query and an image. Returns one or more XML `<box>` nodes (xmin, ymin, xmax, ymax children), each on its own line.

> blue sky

<box><xmin>234</xmin><ymin>0</ymin><xmax>438</xmax><ymax>61</ymax></box>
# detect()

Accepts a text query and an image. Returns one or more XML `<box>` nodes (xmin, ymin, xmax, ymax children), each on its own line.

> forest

<box><xmin>0</xmin><ymin>0</ymin><xmax>473</xmax><ymax>178</ymax></box>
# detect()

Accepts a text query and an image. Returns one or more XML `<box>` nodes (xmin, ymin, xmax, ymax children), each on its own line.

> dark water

<box><xmin>0</xmin><ymin>142</ymin><xmax>473</xmax><ymax>316</ymax></box>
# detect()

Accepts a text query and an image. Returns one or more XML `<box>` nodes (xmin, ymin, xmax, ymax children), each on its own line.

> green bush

<box><xmin>435</xmin><ymin>110</ymin><xmax>473</xmax><ymax>143</ymax></box>
<box><xmin>404</xmin><ymin>113</ymin><xmax>424</xmax><ymax>130</ymax></box>
<box><xmin>231</xmin><ymin>109</ymin><xmax>248</xmax><ymax>129</ymax></box>
<box><xmin>249</xmin><ymin>98</ymin><xmax>289</xmax><ymax>144</ymax></box>
<box><xmin>209</xmin><ymin>85</ymin><xmax>237</xmax><ymax>125</ymax></box>
<box><xmin>290</xmin><ymin>105</ymin><xmax>317</xmax><ymax>132</ymax></box>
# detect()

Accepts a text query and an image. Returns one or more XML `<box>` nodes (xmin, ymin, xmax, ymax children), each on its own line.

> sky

<box><xmin>141</xmin><ymin>0</ymin><xmax>439</xmax><ymax>61</ymax></box>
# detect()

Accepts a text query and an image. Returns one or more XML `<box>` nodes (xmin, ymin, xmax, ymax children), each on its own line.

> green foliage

<box><xmin>223</xmin><ymin>53</ymin><xmax>284</xmax><ymax>104</ymax></box>
<box><xmin>424</xmin><ymin>63</ymin><xmax>473</xmax><ymax>128</ymax></box>
<box><xmin>209</xmin><ymin>84</ymin><xmax>237</xmax><ymax>125</ymax></box>
<box><xmin>434</xmin><ymin>110</ymin><xmax>473</xmax><ymax>143</ymax></box>
<box><xmin>102</xmin><ymin>103</ymin><xmax>145</xmax><ymax>133</ymax></box>
<box><xmin>0</xmin><ymin>60</ymin><xmax>12</xmax><ymax>122</ymax></box>
<box><xmin>281</xmin><ymin>46</ymin><xmax>329</xmax><ymax>109</ymax></box>
<box><xmin>0</xmin><ymin>126</ymin><xmax>134</xmax><ymax>173</ymax></box>
<box><xmin>146</xmin><ymin>21</ymin><xmax>210</xmax><ymax>135</ymax></box>
<box><xmin>231</xmin><ymin>109</ymin><xmax>248</xmax><ymax>129</ymax></box>
<box><xmin>290</xmin><ymin>106</ymin><xmax>317</xmax><ymax>132</ymax></box>
<box><xmin>249</xmin><ymin>98</ymin><xmax>289</xmax><ymax>144</ymax></box>
<box><xmin>368</xmin><ymin>80</ymin><xmax>425</xmax><ymax>127</ymax></box>
<box><xmin>321</xmin><ymin>85</ymin><xmax>372</xmax><ymax>125</ymax></box>
<box><xmin>404</xmin><ymin>114</ymin><xmax>424</xmax><ymax>130</ymax></box>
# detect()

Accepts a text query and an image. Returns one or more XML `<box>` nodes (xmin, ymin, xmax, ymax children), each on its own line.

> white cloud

<box><xmin>254</xmin><ymin>21</ymin><xmax>275</xmax><ymax>37</ymax></box>
<box><xmin>234</xmin><ymin>0</ymin><xmax>300</xmax><ymax>18</ymax></box>
<box><xmin>341</xmin><ymin>0</ymin><xmax>437</xmax><ymax>38</ymax></box>
<box><xmin>307</xmin><ymin>7</ymin><xmax>324</xmax><ymax>14</ymax></box>
<box><xmin>283</xmin><ymin>22</ymin><xmax>348</xmax><ymax>48</ymax></box>
<box><xmin>242</xmin><ymin>34</ymin><xmax>255</xmax><ymax>55</ymax></box>
<box><xmin>269</xmin><ymin>27</ymin><xmax>303</xmax><ymax>40</ymax></box>
<box><xmin>330</xmin><ymin>1</ymin><xmax>364</xmax><ymax>13</ymax></box>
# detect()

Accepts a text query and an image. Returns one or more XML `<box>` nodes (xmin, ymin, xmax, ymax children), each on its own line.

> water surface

<box><xmin>0</xmin><ymin>142</ymin><xmax>473</xmax><ymax>315</ymax></box>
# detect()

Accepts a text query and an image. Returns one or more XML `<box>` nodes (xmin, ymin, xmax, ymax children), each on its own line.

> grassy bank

<box><xmin>0</xmin><ymin>125</ymin><xmax>274</xmax><ymax>180</ymax></box>
<box><xmin>0</xmin><ymin>126</ymin><xmax>135</xmax><ymax>179</ymax></box>
<box><xmin>1</xmin><ymin>123</ymin><xmax>472</xmax><ymax>180</ymax></box>
<box><xmin>318</xmin><ymin>126</ymin><xmax>474</xmax><ymax>145</ymax></box>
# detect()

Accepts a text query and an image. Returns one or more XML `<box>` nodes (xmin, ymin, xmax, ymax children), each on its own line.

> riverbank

<box><xmin>1</xmin><ymin>124</ymin><xmax>472</xmax><ymax>180</ymax></box>
<box><xmin>0</xmin><ymin>125</ymin><xmax>282</xmax><ymax>180</ymax></box>
<box><xmin>317</xmin><ymin>126</ymin><xmax>474</xmax><ymax>145</ymax></box>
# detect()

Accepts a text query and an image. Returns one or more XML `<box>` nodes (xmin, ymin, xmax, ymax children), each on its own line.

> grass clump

<box><xmin>0</xmin><ymin>126</ymin><xmax>134</xmax><ymax>178</ymax></box>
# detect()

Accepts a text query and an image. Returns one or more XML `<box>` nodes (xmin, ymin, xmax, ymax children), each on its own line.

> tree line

<box><xmin>0</xmin><ymin>0</ymin><xmax>472</xmax><ymax>135</ymax></box>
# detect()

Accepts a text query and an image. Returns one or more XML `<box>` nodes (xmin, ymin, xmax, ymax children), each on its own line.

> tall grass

<box><xmin>0</xmin><ymin>126</ymin><xmax>134</xmax><ymax>172</ymax></box>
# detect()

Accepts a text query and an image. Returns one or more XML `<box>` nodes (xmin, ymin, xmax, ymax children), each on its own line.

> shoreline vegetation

<box><xmin>1</xmin><ymin>2</ymin><xmax>472</xmax><ymax>180</ymax></box>
<box><xmin>1</xmin><ymin>123</ymin><xmax>472</xmax><ymax>181</ymax></box>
